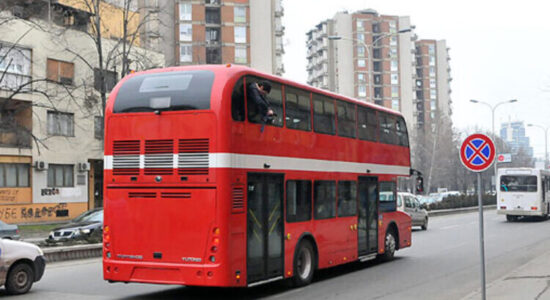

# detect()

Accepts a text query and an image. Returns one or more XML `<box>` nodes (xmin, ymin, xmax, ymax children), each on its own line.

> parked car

<box><xmin>397</xmin><ymin>192</ymin><xmax>429</xmax><ymax>230</ymax></box>
<box><xmin>0</xmin><ymin>239</ymin><xmax>46</xmax><ymax>295</ymax></box>
<box><xmin>46</xmin><ymin>208</ymin><xmax>103</xmax><ymax>243</ymax></box>
<box><xmin>0</xmin><ymin>220</ymin><xmax>20</xmax><ymax>240</ymax></box>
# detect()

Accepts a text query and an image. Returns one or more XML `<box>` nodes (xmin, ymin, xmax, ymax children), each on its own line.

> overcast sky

<box><xmin>282</xmin><ymin>0</ymin><xmax>550</xmax><ymax>158</ymax></box>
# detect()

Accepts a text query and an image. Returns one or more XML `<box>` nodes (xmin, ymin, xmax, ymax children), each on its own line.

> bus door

<box><xmin>247</xmin><ymin>173</ymin><xmax>284</xmax><ymax>284</ymax></box>
<box><xmin>358</xmin><ymin>176</ymin><xmax>378</xmax><ymax>256</ymax></box>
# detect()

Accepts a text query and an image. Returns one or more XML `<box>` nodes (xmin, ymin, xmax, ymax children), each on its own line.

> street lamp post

<box><xmin>470</xmin><ymin>99</ymin><xmax>518</xmax><ymax>189</ymax></box>
<box><xmin>328</xmin><ymin>28</ymin><xmax>412</xmax><ymax>103</ymax></box>
<box><xmin>527</xmin><ymin>124</ymin><xmax>549</xmax><ymax>169</ymax></box>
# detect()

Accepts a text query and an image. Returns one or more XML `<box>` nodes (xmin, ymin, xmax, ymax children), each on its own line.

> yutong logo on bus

<box><xmin>117</xmin><ymin>254</ymin><xmax>144</xmax><ymax>260</ymax></box>
<box><xmin>182</xmin><ymin>257</ymin><xmax>202</xmax><ymax>263</ymax></box>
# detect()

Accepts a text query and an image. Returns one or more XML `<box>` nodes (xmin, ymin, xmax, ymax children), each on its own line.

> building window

<box><xmin>179</xmin><ymin>24</ymin><xmax>192</xmax><ymax>42</ymax></box>
<box><xmin>358</xmin><ymin>85</ymin><xmax>366</xmax><ymax>97</ymax></box>
<box><xmin>206</xmin><ymin>47</ymin><xmax>221</xmax><ymax>64</ymax></box>
<box><xmin>430</xmin><ymin>100</ymin><xmax>436</xmax><ymax>110</ymax></box>
<box><xmin>94</xmin><ymin>116</ymin><xmax>103</xmax><ymax>140</ymax></box>
<box><xmin>430</xmin><ymin>78</ymin><xmax>436</xmax><ymax>88</ymax></box>
<box><xmin>93</xmin><ymin>68</ymin><xmax>117</xmax><ymax>92</ymax></box>
<box><xmin>47</xmin><ymin>111</ymin><xmax>74</xmax><ymax>136</ymax></box>
<box><xmin>234</xmin><ymin>6</ymin><xmax>246</xmax><ymax>23</ymax></box>
<box><xmin>205</xmin><ymin>7</ymin><xmax>221</xmax><ymax>24</ymax></box>
<box><xmin>47</xmin><ymin>164</ymin><xmax>74</xmax><ymax>187</ymax></box>
<box><xmin>389</xmin><ymin>20</ymin><xmax>397</xmax><ymax>33</ymax></box>
<box><xmin>235</xmin><ymin>47</ymin><xmax>247</xmax><ymax>64</ymax></box>
<box><xmin>234</xmin><ymin>26</ymin><xmax>247</xmax><ymax>44</ymax></box>
<box><xmin>429</xmin><ymin>66</ymin><xmax>436</xmax><ymax>76</ymax></box>
<box><xmin>357</xmin><ymin>59</ymin><xmax>366</xmax><ymax>67</ymax></box>
<box><xmin>179</xmin><ymin>2</ymin><xmax>191</xmax><ymax>21</ymax></box>
<box><xmin>46</xmin><ymin>59</ymin><xmax>74</xmax><ymax>85</ymax></box>
<box><xmin>430</xmin><ymin>89</ymin><xmax>437</xmax><ymax>99</ymax></box>
<box><xmin>390</xmin><ymin>36</ymin><xmax>397</xmax><ymax>46</ymax></box>
<box><xmin>357</xmin><ymin>46</ymin><xmax>365</xmax><ymax>57</ymax></box>
<box><xmin>392</xmin><ymin>99</ymin><xmax>399</xmax><ymax>110</ymax></box>
<box><xmin>0</xmin><ymin>44</ymin><xmax>32</xmax><ymax>91</ymax></box>
<box><xmin>390</xmin><ymin>47</ymin><xmax>397</xmax><ymax>57</ymax></box>
<box><xmin>428</xmin><ymin>44</ymin><xmax>435</xmax><ymax>55</ymax></box>
<box><xmin>391</xmin><ymin>86</ymin><xmax>399</xmax><ymax>98</ymax></box>
<box><xmin>180</xmin><ymin>44</ymin><xmax>192</xmax><ymax>62</ymax></box>
<box><xmin>0</xmin><ymin>163</ymin><xmax>29</xmax><ymax>187</ymax></box>
<box><xmin>358</xmin><ymin>73</ymin><xmax>365</xmax><ymax>83</ymax></box>
<box><xmin>356</xmin><ymin>20</ymin><xmax>364</xmax><ymax>31</ymax></box>
<box><xmin>429</xmin><ymin>55</ymin><xmax>436</xmax><ymax>66</ymax></box>
<box><xmin>357</xmin><ymin>33</ymin><xmax>364</xmax><ymax>42</ymax></box>
<box><xmin>391</xmin><ymin>73</ymin><xmax>398</xmax><ymax>84</ymax></box>
<box><xmin>391</xmin><ymin>59</ymin><xmax>398</xmax><ymax>71</ymax></box>
<box><xmin>206</xmin><ymin>28</ymin><xmax>220</xmax><ymax>43</ymax></box>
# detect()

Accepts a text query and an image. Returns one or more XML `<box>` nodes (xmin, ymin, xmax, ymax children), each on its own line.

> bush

<box><xmin>427</xmin><ymin>194</ymin><xmax>496</xmax><ymax>210</ymax></box>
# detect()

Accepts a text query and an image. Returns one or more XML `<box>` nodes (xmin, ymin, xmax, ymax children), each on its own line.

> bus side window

<box><xmin>338</xmin><ymin>181</ymin><xmax>357</xmax><ymax>217</ymax></box>
<box><xmin>336</xmin><ymin>101</ymin><xmax>356</xmax><ymax>138</ymax></box>
<box><xmin>314</xmin><ymin>181</ymin><xmax>336</xmax><ymax>219</ymax></box>
<box><xmin>358</xmin><ymin>106</ymin><xmax>378</xmax><ymax>142</ymax></box>
<box><xmin>231</xmin><ymin>77</ymin><xmax>245</xmax><ymax>121</ymax></box>
<box><xmin>379</xmin><ymin>181</ymin><xmax>397</xmax><ymax>212</ymax></box>
<box><xmin>396</xmin><ymin>117</ymin><xmax>409</xmax><ymax>147</ymax></box>
<box><xmin>285</xmin><ymin>87</ymin><xmax>311</xmax><ymax>131</ymax></box>
<box><xmin>312</xmin><ymin>94</ymin><xmax>336</xmax><ymax>135</ymax></box>
<box><xmin>245</xmin><ymin>77</ymin><xmax>283</xmax><ymax>127</ymax></box>
<box><xmin>286</xmin><ymin>180</ymin><xmax>311</xmax><ymax>223</ymax></box>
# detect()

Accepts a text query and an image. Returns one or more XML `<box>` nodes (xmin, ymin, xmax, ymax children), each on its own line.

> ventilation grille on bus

<box><xmin>128</xmin><ymin>192</ymin><xmax>156</xmax><ymax>198</ymax></box>
<box><xmin>161</xmin><ymin>192</ymin><xmax>191</xmax><ymax>199</ymax></box>
<box><xmin>231</xmin><ymin>187</ymin><xmax>244</xmax><ymax>213</ymax></box>
<box><xmin>113</xmin><ymin>140</ymin><xmax>140</xmax><ymax>175</ymax></box>
<box><xmin>178</xmin><ymin>139</ymin><xmax>209</xmax><ymax>175</ymax></box>
<box><xmin>144</xmin><ymin>140</ymin><xmax>173</xmax><ymax>175</ymax></box>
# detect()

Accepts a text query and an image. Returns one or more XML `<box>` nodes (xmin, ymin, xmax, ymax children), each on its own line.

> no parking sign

<box><xmin>460</xmin><ymin>134</ymin><xmax>496</xmax><ymax>172</ymax></box>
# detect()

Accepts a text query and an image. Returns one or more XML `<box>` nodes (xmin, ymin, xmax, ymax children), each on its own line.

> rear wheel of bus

<box><xmin>292</xmin><ymin>240</ymin><xmax>316</xmax><ymax>287</ymax></box>
<box><xmin>506</xmin><ymin>215</ymin><xmax>519</xmax><ymax>222</ymax></box>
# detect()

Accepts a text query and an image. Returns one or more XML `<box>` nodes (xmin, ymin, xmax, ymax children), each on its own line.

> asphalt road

<box><xmin>7</xmin><ymin>211</ymin><xmax>550</xmax><ymax>300</ymax></box>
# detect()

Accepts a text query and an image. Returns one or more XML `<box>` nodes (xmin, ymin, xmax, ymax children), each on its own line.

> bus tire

<box><xmin>292</xmin><ymin>239</ymin><xmax>316</xmax><ymax>287</ymax></box>
<box><xmin>506</xmin><ymin>215</ymin><xmax>517</xmax><ymax>222</ymax></box>
<box><xmin>5</xmin><ymin>262</ymin><xmax>34</xmax><ymax>295</ymax></box>
<box><xmin>379</xmin><ymin>229</ymin><xmax>397</xmax><ymax>262</ymax></box>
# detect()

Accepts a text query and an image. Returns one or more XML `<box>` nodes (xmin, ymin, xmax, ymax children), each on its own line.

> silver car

<box><xmin>0</xmin><ymin>220</ymin><xmax>20</xmax><ymax>240</ymax></box>
<box><xmin>0</xmin><ymin>239</ymin><xmax>46</xmax><ymax>295</ymax></box>
<box><xmin>397</xmin><ymin>192</ymin><xmax>429</xmax><ymax>230</ymax></box>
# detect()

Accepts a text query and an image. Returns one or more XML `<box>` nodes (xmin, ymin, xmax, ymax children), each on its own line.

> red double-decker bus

<box><xmin>103</xmin><ymin>65</ymin><xmax>412</xmax><ymax>288</ymax></box>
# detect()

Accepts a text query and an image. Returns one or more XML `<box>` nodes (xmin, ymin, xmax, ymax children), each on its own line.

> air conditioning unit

<box><xmin>34</xmin><ymin>161</ymin><xmax>48</xmax><ymax>171</ymax></box>
<box><xmin>78</xmin><ymin>162</ymin><xmax>91</xmax><ymax>172</ymax></box>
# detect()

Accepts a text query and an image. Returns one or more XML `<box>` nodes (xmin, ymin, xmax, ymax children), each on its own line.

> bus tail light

<box><xmin>531</xmin><ymin>206</ymin><xmax>538</xmax><ymax>210</ymax></box>
<box><xmin>500</xmin><ymin>206</ymin><xmax>506</xmax><ymax>210</ymax></box>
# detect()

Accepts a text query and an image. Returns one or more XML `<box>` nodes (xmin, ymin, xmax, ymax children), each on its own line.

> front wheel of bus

<box><xmin>292</xmin><ymin>240</ymin><xmax>316</xmax><ymax>287</ymax></box>
<box><xmin>380</xmin><ymin>230</ymin><xmax>397</xmax><ymax>262</ymax></box>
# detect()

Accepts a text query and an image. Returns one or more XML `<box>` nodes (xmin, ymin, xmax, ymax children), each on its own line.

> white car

<box><xmin>0</xmin><ymin>239</ymin><xmax>46</xmax><ymax>295</ymax></box>
<box><xmin>397</xmin><ymin>192</ymin><xmax>429</xmax><ymax>230</ymax></box>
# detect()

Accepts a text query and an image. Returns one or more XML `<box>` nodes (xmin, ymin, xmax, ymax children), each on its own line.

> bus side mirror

<box><xmin>416</xmin><ymin>176</ymin><xmax>424</xmax><ymax>194</ymax></box>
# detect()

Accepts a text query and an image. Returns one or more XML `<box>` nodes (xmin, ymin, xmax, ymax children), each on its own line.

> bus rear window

<box><xmin>500</xmin><ymin>175</ymin><xmax>537</xmax><ymax>192</ymax></box>
<box><xmin>113</xmin><ymin>70</ymin><xmax>214</xmax><ymax>113</ymax></box>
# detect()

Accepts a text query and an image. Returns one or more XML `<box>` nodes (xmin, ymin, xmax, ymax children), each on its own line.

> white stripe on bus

<box><xmin>104</xmin><ymin>153</ymin><xmax>409</xmax><ymax>176</ymax></box>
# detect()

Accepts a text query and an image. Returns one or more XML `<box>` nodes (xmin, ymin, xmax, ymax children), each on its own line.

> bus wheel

<box><xmin>380</xmin><ymin>230</ymin><xmax>397</xmax><ymax>262</ymax></box>
<box><xmin>292</xmin><ymin>240</ymin><xmax>316</xmax><ymax>287</ymax></box>
<box><xmin>506</xmin><ymin>215</ymin><xmax>517</xmax><ymax>222</ymax></box>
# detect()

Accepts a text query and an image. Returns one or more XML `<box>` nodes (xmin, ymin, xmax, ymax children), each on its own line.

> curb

<box><xmin>43</xmin><ymin>243</ymin><xmax>102</xmax><ymax>263</ymax></box>
<box><xmin>428</xmin><ymin>205</ymin><xmax>497</xmax><ymax>217</ymax></box>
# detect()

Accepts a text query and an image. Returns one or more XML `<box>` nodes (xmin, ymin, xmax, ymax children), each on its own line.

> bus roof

<box><xmin>122</xmin><ymin>64</ymin><xmax>405</xmax><ymax>118</ymax></box>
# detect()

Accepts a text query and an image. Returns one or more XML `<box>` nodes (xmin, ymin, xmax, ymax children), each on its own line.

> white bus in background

<box><xmin>497</xmin><ymin>168</ymin><xmax>550</xmax><ymax>221</ymax></box>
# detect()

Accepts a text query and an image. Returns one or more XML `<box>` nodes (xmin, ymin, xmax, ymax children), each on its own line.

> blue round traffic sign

<box><xmin>460</xmin><ymin>134</ymin><xmax>496</xmax><ymax>172</ymax></box>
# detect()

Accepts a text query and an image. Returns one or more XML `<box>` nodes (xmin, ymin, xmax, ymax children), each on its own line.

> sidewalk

<box><xmin>463</xmin><ymin>250</ymin><xmax>550</xmax><ymax>300</ymax></box>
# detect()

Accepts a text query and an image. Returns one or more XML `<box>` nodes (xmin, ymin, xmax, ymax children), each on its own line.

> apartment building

<box><xmin>306</xmin><ymin>9</ymin><xmax>453</xmax><ymax>133</ymax></box>
<box><xmin>500</xmin><ymin>121</ymin><xmax>534</xmax><ymax>158</ymax></box>
<box><xmin>0</xmin><ymin>0</ymin><xmax>163</xmax><ymax>224</ymax></box>
<box><xmin>139</xmin><ymin>0</ymin><xmax>285</xmax><ymax>75</ymax></box>
<box><xmin>414</xmin><ymin>39</ymin><xmax>451</xmax><ymax>131</ymax></box>
<box><xmin>306</xmin><ymin>9</ymin><xmax>415</xmax><ymax>127</ymax></box>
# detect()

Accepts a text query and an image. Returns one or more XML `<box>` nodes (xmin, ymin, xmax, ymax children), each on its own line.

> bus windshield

<box><xmin>500</xmin><ymin>175</ymin><xmax>537</xmax><ymax>192</ymax></box>
<box><xmin>113</xmin><ymin>70</ymin><xmax>214</xmax><ymax>113</ymax></box>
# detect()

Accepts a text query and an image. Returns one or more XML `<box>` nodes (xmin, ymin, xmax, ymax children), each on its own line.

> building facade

<box><xmin>139</xmin><ymin>0</ymin><xmax>285</xmax><ymax>75</ymax></box>
<box><xmin>500</xmin><ymin>121</ymin><xmax>534</xmax><ymax>157</ymax></box>
<box><xmin>414</xmin><ymin>39</ymin><xmax>452</xmax><ymax>131</ymax></box>
<box><xmin>0</xmin><ymin>0</ymin><xmax>163</xmax><ymax>224</ymax></box>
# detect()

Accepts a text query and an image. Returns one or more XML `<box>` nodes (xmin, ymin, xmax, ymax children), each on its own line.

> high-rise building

<box><xmin>500</xmin><ymin>121</ymin><xmax>534</xmax><ymax>157</ymax></box>
<box><xmin>306</xmin><ymin>9</ymin><xmax>452</xmax><ymax>132</ymax></box>
<box><xmin>139</xmin><ymin>0</ymin><xmax>285</xmax><ymax>75</ymax></box>
<box><xmin>414</xmin><ymin>39</ymin><xmax>452</xmax><ymax>131</ymax></box>
<box><xmin>306</xmin><ymin>9</ymin><xmax>415</xmax><ymax>127</ymax></box>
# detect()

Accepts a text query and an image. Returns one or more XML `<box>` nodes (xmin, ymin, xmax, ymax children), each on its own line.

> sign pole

<box><xmin>477</xmin><ymin>172</ymin><xmax>486</xmax><ymax>300</ymax></box>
